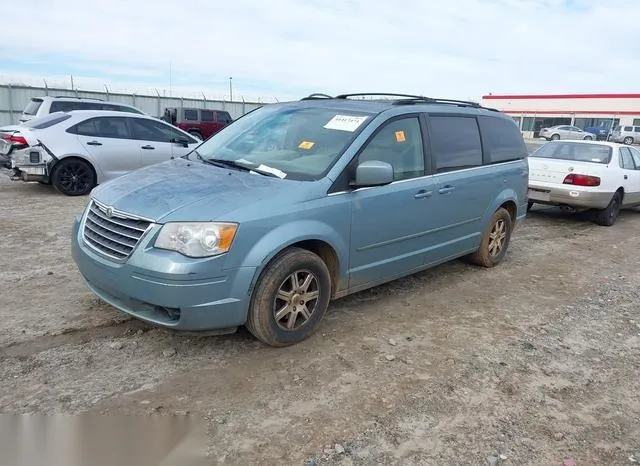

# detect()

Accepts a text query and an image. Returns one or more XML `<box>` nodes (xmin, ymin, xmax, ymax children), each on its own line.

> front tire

<box><xmin>468</xmin><ymin>208</ymin><xmax>513</xmax><ymax>268</ymax></box>
<box><xmin>51</xmin><ymin>159</ymin><xmax>96</xmax><ymax>196</ymax></box>
<box><xmin>246</xmin><ymin>247</ymin><xmax>332</xmax><ymax>347</ymax></box>
<box><xmin>594</xmin><ymin>191</ymin><xmax>622</xmax><ymax>226</ymax></box>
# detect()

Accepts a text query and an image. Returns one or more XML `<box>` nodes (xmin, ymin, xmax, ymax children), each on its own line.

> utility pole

<box><xmin>169</xmin><ymin>61</ymin><xmax>172</xmax><ymax>98</ymax></box>
<box><xmin>229</xmin><ymin>77</ymin><xmax>233</xmax><ymax>102</ymax></box>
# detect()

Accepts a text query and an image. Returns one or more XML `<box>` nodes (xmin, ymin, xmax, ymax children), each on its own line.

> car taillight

<box><xmin>2</xmin><ymin>134</ymin><xmax>28</xmax><ymax>146</ymax></box>
<box><xmin>563</xmin><ymin>173</ymin><xmax>600</xmax><ymax>186</ymax></box>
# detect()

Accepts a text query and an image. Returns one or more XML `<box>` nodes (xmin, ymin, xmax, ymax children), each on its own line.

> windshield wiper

<box><xmin>206</xmin><ymin>158</ymin><xmax>281</xmax><ymax>178</ymax></box>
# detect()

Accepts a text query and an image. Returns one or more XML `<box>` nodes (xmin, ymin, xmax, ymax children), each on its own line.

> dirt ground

<box><xmin>1</xmin><ymin>149</ymin><xmax>639</xmax><ymax>465</ymax></box>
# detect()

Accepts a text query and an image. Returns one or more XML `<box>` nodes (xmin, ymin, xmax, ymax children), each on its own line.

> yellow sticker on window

<box><xmin>298</xmin><ymin>141</ymin><xmax>315</xmax><ymax>150</ymax></box>
<box><xmin>395</xmin><ymin>131</ymin><xmax>406</xmax><ymax>142</ymax></box>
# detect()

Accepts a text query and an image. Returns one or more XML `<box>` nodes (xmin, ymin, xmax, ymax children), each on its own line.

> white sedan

<box><xmin>527</xmin><ymin>140</ymin><xmax>640</xmax><ymax>226</ymax></box>
<box><xmin>0</xmin><ymin>110</ymin><xmax>201</xmax><ymax>196</ymax></box>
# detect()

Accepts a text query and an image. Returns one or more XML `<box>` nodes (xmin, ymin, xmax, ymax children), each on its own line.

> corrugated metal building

<box><xmin>480</xmin><ymin>93</ymin><xmax>640</xmax><ymax>139</ymax></box>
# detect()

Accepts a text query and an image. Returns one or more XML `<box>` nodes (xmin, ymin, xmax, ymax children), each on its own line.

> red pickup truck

<box><xmin>162</xmin><ymin>107</ymin><xmax>233</xmax><ymax>140</ymax></box>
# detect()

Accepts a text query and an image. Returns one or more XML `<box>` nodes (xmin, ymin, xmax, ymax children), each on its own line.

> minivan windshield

<box><xmin>530</xmin><ymin>141</ymin><xmax>613</xmax><ymax>164</ymax></box>
<box><xmin>187</xmin><ymin>104</ymin><xmax>375</xmax><ymax>180</ymax></box>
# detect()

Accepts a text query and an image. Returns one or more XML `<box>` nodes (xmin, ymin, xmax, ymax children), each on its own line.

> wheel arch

<box><xmin>243</xmin><ymin>223</ymin><xmax>349</xmax><ymax>301</ymax></box>
<box><xmin>51</xmin><ymin>155</ymin><xmax>99</xmax><ymax>183</ymax></box>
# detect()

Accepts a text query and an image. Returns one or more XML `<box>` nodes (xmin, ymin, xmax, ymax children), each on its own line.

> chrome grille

<box><xmin>82</xmin><ymin>201</ymin><xmax>151</xmax><ymax>260</ymax></box>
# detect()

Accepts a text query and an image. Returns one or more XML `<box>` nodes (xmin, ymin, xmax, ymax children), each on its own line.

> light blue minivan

<box><xmin>71</xmin><ymin>93</ymin><xmax>529</xmax><ymax>346</ymax></box>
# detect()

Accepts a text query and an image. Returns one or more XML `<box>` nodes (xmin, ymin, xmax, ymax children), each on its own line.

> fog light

<box><xmin>29</xmin><ymin>151</ymin><xmax>40</xmax><ymax>163</ymax></box>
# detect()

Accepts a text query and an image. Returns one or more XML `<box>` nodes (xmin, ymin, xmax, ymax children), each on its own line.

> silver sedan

<box><xmin>539</xmin><ymin>125</ymin><xmax>596</xmax><ymax>141</ymax></box>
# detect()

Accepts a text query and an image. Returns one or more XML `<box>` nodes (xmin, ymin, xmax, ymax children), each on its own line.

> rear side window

<box><xmin>620</xmin><ymin>148</ymin><xmax>636</xmax><ymax>169</ymax></box>
<box><xmin>184</xmin><ymin>109</ymin><xmax>198</xmax><ymax>121</ymax></box>
<box><xmin>50</xmin><ymin>101</ymin><xmax>102</xmax><ymax>112</ymax></box>
<box><xmin>22</xmin><ymin>113</ymin><xmax>72</xmax><ymax>129</ymax></box>
<box><xmin>70</xmin><ymin>117</ymin><xmax>131</xmax><ymax>139</ymax></box>
<box><xmin>201</xmin><ymin>110</ymin><xmax>214</xmax><ymax>121</ymax></box>
<box><xmin>428</xmin><ymin>115</ymin><xmax>482</xmax><ymax>173</ymax></box>
<box><xmin>634</xmin><ymin>127</ymin><xmax>640</xmax><ymax>133</ymax></box>
<box><xmin>216</xmin><ymin>111</ymin><xmax>232</xmax><ymax>124</ymax></box>
<box><xmin>624</xmin><ymin>126</ymin><xmax>633</xmax><ymax>131</ymax></box>
<box><xmin>23</xmin><ymin>99</ymin><xmax>43</xmax><ymax>115</ymax></box>
<box><xmin>477</xmin><ymin>116</ymin><xmax>527</xmax><ymax>163</ymax></box>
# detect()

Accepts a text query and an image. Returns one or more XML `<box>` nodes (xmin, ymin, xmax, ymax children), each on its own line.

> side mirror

<box><xmin>171</xmin><ymin>137</ymin><xmax>190</xmax><ymax>148</ymax></box>
<box><xmin>353</xmin><ymin>160</ymin><xmax>393</xmax><ymax>188</ymax></box>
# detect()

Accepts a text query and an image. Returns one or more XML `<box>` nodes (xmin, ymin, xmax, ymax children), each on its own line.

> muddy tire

<box><xmin>246</xmin><ymin>247</ymin><xmax>332</xmax><ymax>347</ymax></box>
<box><xmin>468</xmin><ymin>208</ymin><xmax>513</xmax><ymax>268</ymax></box>
<box><xmin>51</xmin><ymin>158</ymin><xmax>96</xmax><ymax>196</ymax></box>
<box><xmin>527</xmin><ymin>201</ymin><xmax>534</xmax><ymax>211</ymax></box>
<box><xmin>594</xmin><ymin>191</ymin><xmax>622</xmax><ymax>226</ymax></box>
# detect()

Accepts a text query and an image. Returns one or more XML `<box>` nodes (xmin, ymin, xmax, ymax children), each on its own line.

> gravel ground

<box><xmin>1</xmin><ymin>146</ymin><xmax>639</xmax><ymax>465</ymax></box>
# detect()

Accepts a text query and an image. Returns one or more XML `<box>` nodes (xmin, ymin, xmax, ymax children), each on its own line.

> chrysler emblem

<box><xmin>105</xmin><ymin>206</ymin><xmax>113</xmax><ymax>217</ymax></box>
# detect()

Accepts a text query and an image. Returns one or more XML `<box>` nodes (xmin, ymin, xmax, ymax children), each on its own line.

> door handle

<box><xmin>438</xmin><ymin>185</ymin><xmax>455</xmax><ymax>194</ymax></box>
<box><xmin>141</xmin><ymin>145</ymin><xmax>155</xmax><ymax>150</ymax></box>
<box><xmin>624</xmin><ymin>175</ymin><xmax>628</xmax><ymax>179</ymax></box>
<box><xmin>86</xmin><ymin>141</ymin><xmax>102</xmax><ymax>146</ymax></box>
<box><xmin>414</xmin><ymin>189</ymin><xmax>433</xmax><ymax>199</ymax></box>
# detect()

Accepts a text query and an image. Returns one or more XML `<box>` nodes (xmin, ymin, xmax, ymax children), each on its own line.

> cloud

<box><xmin>2</xmin><ymin>0</ymin><xmax>640</xmax><ymax>101</ymax></box>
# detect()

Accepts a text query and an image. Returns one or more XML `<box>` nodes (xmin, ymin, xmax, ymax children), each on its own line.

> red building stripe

<box><xmin>500</xmin><ymin>110</ymin><xmax>640</xmax><ymax>115</ymax></box>
<box><xmin>482</xmin><ymin>93</ymin><xmax>640</xmax><ymax>100</ymax></box>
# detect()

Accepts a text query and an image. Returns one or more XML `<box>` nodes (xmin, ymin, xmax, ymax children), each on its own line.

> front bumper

<box><xmin>528</xmin><ymin>183</ymin><xmax>613</xmax><ymax>209</ymax></box>
<box><xmin>71</xmin><ymin>215</ymin><xmax>256</xmax><ymax>331</ymax></box>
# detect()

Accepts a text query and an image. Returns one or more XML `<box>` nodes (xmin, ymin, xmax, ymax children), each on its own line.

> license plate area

<box><xmin>528</xmin><ymin>188</ymin><xmax>550</xmax><ymax>202</ymax></box>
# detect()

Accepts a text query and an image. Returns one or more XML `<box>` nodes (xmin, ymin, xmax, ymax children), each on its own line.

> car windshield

<box><xmin>530</xmin><ymin>141</ymin><xmax>613</xmax><ymax>164</ymax></box>
<box><xmin>187</xmin><ymin>104</ymin><xmax>375</xmax><ymax>180</ymax></box>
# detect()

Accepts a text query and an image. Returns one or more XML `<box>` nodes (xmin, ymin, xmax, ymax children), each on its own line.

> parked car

<box><xmin>161</xmin><ymin>107</ymin><xmax>233</xmax><ymax>140</ymax></box>
<box><xmin>4</xmin><ymin>110</ymin><xmax>200</xmax><ymax>195</ymax></box>
<box><xmin>18</xmin><ymin>96</ymin><xmax>145</xmax><ymax>124</ymax></box>
<box><xmin>609</xmin><ymin>125</ymin><xmax>640</xmax><ymax>145</ymax></box>
<box><xmin>71</xmin><ymin>92</ymin><xmax>529</xmax><ymax>347</ymax></box>
<box><xmin>527</xmin><ymin>140</ymin><xmax>640</xmax><ymax>226</ymax></box>
<box><xmin>539</xmin><ymin>125</ymin><xmax>596</xmax><ymax>141</ymax></box>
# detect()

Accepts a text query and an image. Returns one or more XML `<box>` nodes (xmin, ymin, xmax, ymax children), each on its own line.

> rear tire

<box><xmin>468</xmin><ymin>208</ymin><xmax>513</xmax><ymax>268</ymax></box>
<box><xmin>246</xmin><ymin>247</ymin><xmax>332</xmax><ymax>347</ymax></box>
<box><xmin>623</xmin><ymin>137</ymin><xmax>634</xmax><ymax>145</ymax></box>
<box><xmin>51</xmin><ymin>159</ymin><xmax>96</xmax><ymax>196</ymax></box>
<box><xmin>583</xmin><ymin>135</ymin><xmax>593</xmax><ymax>141</ymax></box>
<box><xmin>594</xmin><ymin>191</ymin><xmax>622</xmax><ymax>226</ymax></box>
<box><xmin>551</xmin><ymin>134</ymin><xmax>560</xmax><ymax>141</ymax></box>
<box><xmin>527</xmin><ymin>201</ymin><xmax>534</xmax><ymax>211</ymax></box>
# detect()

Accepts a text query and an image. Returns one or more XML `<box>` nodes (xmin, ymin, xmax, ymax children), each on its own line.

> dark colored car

<box><xmin>162</xmin><ymin>107</ymin><xmax>233</xmax><ymax>140</ymax></box>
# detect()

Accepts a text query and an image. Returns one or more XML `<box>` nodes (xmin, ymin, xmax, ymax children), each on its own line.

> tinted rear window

<box><xmin>477</xmin><ymin>115</ymin><xmax>527</xmax><ymax>163</ymax></box>
<box><xmin>23</xmin><ymin>99</ymin><xmax>43</xmax><ymax>115</ymax></box>
<box><xmin>22</xmin><ymin>113</ymin><xmax>72</xmax><ymax>129</ymax></box>
<box><xmin>531</xmin><ymin>142</ymin><xmax>612</xmax><ymax>164</ymax></box>
<box><xmin>429</xmin><ymin>115</ymin><xmax>483</xmax><ymax>173</ymax></box>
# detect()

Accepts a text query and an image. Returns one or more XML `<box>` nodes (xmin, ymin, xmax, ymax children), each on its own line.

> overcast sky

<box><xmin>2</xmin><ymin>0</ymin><xmax>639</xmax><ymax>102</ymax></box>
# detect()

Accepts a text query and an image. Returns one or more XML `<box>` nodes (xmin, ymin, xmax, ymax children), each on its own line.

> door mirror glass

<box><xmin>171</xmin><ymin>137</ymin><xmax>190</xmax><ymax>148</ymax></box>
<box><xmin>353</xmin><ymin>160</ymin><xmax>393</xmax><ymax>187</ymax></box>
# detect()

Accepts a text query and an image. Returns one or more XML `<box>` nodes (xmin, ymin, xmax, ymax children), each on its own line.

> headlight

<box><xmin>154</xmin><ymin>222</ymin><xmax>238</xmax><ymax>258</ymax></box>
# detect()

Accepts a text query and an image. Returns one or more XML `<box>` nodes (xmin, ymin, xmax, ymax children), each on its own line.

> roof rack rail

<box><xmin>335</xmin><ymin>93</ymin><xmax>434</xmax><ymax>101</ymax></box>
<box><xmin>53</xmin><ymin>95</ymin><xmax>104</xmax><ymax>101</ymax></box>
<box><xmin>394</xmin><ymin>97</ymin><xmax>500</xmax><ymax>112</ymax></box>
<box><xmin>300</xmin><ymin>93</ymin><xmax>334</xmax><ymax>100</ymax></box>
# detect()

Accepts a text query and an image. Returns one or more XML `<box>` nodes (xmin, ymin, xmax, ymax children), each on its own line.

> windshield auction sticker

<box><xmin>323</xmin><ymin>115</ymin><xmax>368</xmax><ymax>132</ymax></box>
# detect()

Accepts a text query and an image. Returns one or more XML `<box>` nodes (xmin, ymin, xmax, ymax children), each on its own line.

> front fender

<box><xmin>240</xmin><ymin>219</ymin><xmax>350</xmax><ymax>294</ymax></box>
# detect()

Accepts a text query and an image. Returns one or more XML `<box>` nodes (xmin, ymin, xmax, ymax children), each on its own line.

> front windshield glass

<box><xmin>530</xmin><ymin>141</ymin><xmax>613</xmax><ymax>164</ymax></box>
<box><xmin>188</xmin><ymin>104</ymin><xmax>375</xmax><ymax>180</ymax></box>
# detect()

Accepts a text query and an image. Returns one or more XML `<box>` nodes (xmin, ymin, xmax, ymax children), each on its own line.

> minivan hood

<box><xmin>91</xmin><ymin>158</ymin><xmax>308</xmax><ymax>222</ymax></box>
